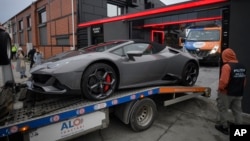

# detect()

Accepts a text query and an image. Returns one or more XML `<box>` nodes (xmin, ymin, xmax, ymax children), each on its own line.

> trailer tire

<box><xmin>129</xmin><ymin>98</ymin><xmax>157</xmax><ymax>132</ymax></box>
<box><xmin>0</xmin><ymin>30</ymin><xmax>11</xmax><ymax>65</ymax></box>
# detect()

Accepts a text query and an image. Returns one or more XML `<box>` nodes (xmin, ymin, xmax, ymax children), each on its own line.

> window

<box><xmin>39</xmin><ymin>26</ymin><xmax>47</xmax><ymax>45</ymax></box>
<box><xmin>20</xmin><ymin>32</ymin><xmax>24</xmax><ymax>45</ymax></box>
<box><xmin>13</xmin><ymin>34</ymin><xmax>17</xmax><ymax>43</ymax></box>
<box><xmin>79</xmin><ymin>41</ymin><xmax>126</xmax><ymax>52</ymax></box>
<box><xmin>38</xmin><ymin>8</ymin><xmax>47</xmax><ymax>45</ymax></box>
<box><xmin>56</xmin><ymin>36</ymin><xmax>69</xmax><ymax>46</ymax></box>
<box><xmin>27</xmin><ymin>16</ymin><xmax>32</xmax><ymax>42</ymax></box>
<box><xmin>39</xmin><ymin>9</ymin><xmax>47</xmax><ymax>24</ymax></box>
<box><xmin>123</xmin><ymin>43</ymin><xmax>149</xmax><ymax>54</ymax></box>
<box><xmin>187</xmin><ymin>30</ymin><xmax>220</xmax><ymax>41</ymax></box>
<box><xmin>27</xmin><ymin>16</ymin><xmax>31</xmax><ymax>28</ymax></box>
<box><xmin>107</xmin><ymin>3</ymin><xmax>123</xmax><ymax>17</ymax></box>
<box><xmin>112</xmin><ymin>48</ymin><xmax>124</xmax><ymax>56</ymax></box>
<box><xmin>12</xmin><ymin>23</ymin><xmax>16</xmax><ymax>33</ymax></box>
<box><xmin>19</xmin><ymin>20</ymin><xmax>24</xmax><ymax>45</ymax></box>
<box><xmin>19</xmin><ymin>20</ymin><xmax>23</xmax><ymax>30</ymax></box>
<box><xmin>144</xmin><ymin>0</ymin><xmax>154</xmax><ymax>9</ymax></box>
<box><xmin>112</xmin><ymin>43</ymin><xmax>151</xmax><ymax>56</ymax></box>
<box><xmin>12</xmin><ymin>23</ymin><xmax>17</xmax><ymax>43</ymax></box>
<box><xmin>28</xmin><ymin>30</ymin><xmax>32</xmax><ymax>43</ymax></box>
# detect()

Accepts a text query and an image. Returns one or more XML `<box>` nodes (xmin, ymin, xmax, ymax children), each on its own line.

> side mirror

<box><xmin>126</xmin><ymin>51</ymin><xmax>143</xmax><ymax>61</ymax></box>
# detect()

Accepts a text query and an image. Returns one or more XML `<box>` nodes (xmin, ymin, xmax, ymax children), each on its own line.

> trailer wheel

<box><xmin>129</xmin><ymin>98</ymin><xmax>157</xmax><ymax>132</ymax></box>
<box><xmin>0</xmin><ymin>30</ymin><xmax>11</xmax><ymax>65</ymax></box>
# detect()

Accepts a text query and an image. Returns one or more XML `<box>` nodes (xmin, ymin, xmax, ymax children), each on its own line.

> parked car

<box><xmin>28</xmin><ymin>39</ymin><xmax>199</xmax><ymax>100</ymax></box>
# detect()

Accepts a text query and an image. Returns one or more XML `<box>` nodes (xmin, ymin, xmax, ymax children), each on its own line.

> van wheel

<box><xmin>0</xmin><ymin>30</ymin><xmax>11</xmax><ymax>65</ymax></box>
<box><xmin>129</xmin><ymin>98</ymin><xmax>157</xmax><ymax>132</ymax></box>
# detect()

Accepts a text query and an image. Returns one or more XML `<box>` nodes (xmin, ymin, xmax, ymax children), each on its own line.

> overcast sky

<box><xmin>0</xmin><ymin>0</ymin><xmax>190</xmax><ymax>24</ymax></box>
<box><xmin>0</xmin><ymin>0</ymin><xmax>35</xmax><ymax>23</ymax></box>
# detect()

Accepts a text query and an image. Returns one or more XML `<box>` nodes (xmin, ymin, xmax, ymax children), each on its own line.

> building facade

<box><xmin>3</xmin><ymin>0</ymin><xmax>164</xmax><ymax>59</ymax></box>
<box><xmin>77</xmin><ymin>0</ymin><xmax>164</xmax><ymax>47</ymax></box>
<box><xmin>4</xmin><ymin>0</ymin><xmax>77</xmax><ymax>58</ymax></box>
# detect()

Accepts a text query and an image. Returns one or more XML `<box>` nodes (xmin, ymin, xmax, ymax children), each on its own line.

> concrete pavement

<box><xmin>0</xmin><ymin>60</ymin><xmax>31</xmax><ymax>86</ymax></box>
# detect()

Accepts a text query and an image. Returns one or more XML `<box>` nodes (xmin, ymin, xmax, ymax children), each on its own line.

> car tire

<box><xmin>129</xmin><ymin>98</ymin><xmax>157</xmax><ymax>132</ymax></box>
<box><xmin>81</xmin><ymin>63</ymin><xmax>117</xmax><ymax>100</ymax></box>
<box><xmin>0</xmin><ymin>30</ymin><xmax>11</xmax><ymax>65</ymax></box>
<box><xmin>181</xmin><ymin>61</ymin><xmax>199</xmax><ymax>86</ymax></box>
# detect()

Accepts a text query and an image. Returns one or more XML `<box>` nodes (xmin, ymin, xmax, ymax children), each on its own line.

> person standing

<box><xmin>215</xmin><ymin>48</ymin><xmax>247</xmax><ymax>135</ymax></box>
<box><xmin>11</xmin><ymin>44</ymin><xmax>17</xmax><ymax>60</ymax></box>
<box><xmin>16</xmin><ymin>48</ymin><xmax>27</xmax><ymax>79</ymax></box>
<box><xmin>33</xmin><ymin>49</ymin><xmax>43</xmax><ymax>66</ymax></box>
<box><xmin>28</xmin><ymin>48</ymin><xmax>36</xmax><ymax>69</ymax></box>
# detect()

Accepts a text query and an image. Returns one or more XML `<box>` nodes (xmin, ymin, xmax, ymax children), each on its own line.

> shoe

<box><xmin>24</xmin><ymin>75</ymin><xmax>27</xmax><ymax>78</ymax></box>
<box><xmin>20</xmin><ymin>75</ymin><xmax>23</xmax><ymax>79</ymax></box>
<box><xmin>215</xmin><ymin>124</ymin><xmax>229</xmax><ymax>135</ymax></box>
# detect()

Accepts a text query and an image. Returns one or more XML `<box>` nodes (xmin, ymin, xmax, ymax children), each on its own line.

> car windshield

<box><xmin>186</xmin><ymin>29</ymin><xmax>220</xmax><ymax>41</ymax></box>
<box><xmin>79</xmin><ymin>41</ymin><xmax>127</xmax><ymax>52</ymax></box>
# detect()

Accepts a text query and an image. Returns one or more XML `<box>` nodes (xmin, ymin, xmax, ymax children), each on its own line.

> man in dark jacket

<box><xmin>215</xmin><ymin>48</ymin><xmax>247</xmax><ymax>135</ymax></box>
<box><xmin>28</xmin><ymin>48</ymin><xmax>36</xmax><ymax>69</ymax></box>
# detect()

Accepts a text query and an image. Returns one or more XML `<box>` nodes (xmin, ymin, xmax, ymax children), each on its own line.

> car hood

<box><xmin>30</xmin><ymin>50</ymin><xmax>96</xmax><ymax>73</ymax></box>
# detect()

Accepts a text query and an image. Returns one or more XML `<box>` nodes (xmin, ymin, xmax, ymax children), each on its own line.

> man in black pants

<box><xmin>28</xmin><ymin>48</ymin><xmax>36</xmax><ymax>69</ymax></box>
<box><xmin>215</xmin><ymin>48</ymin><xmax>247</xmax><ymax>135</ymax></box>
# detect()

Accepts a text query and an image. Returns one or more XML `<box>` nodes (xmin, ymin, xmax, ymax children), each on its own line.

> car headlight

<box><xmin>209</xmin><ymin>45</ymin><xmax>219</xmax><ymax>54</ymax></box>
<box><xmin>47</xmin><ymin>61</ymin><xmax>70</xmax><ymax>69</ymax></box>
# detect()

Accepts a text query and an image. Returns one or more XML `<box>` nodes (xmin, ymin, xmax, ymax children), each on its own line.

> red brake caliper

<box><xmin>104</xmin><ymin>74</ymin><xmax>111</xmax><ymax>92</ymax></box>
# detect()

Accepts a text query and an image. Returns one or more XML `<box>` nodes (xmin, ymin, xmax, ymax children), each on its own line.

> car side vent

<box><xmin>168</xmin><ymin>48</ymin><xmax>180</xmax><ymax>54</ymax></box>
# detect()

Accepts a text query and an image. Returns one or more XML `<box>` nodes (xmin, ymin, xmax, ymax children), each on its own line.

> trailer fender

<box><xmin>114</xmin><ymin>100</ymin><xmax>137</xmax><ymax>124</ymax></box>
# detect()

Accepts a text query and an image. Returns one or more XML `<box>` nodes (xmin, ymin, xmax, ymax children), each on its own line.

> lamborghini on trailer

<box><xmin>28</xmin><ymin>40</ymin><xmax>199</xmax><ymax>100</ymax></box>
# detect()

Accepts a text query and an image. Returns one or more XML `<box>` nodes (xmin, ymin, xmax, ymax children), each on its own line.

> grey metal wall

<box><xmin>77</xmin><ymin>0</ymin><xmax>107</xmax><ymax>23</ymax></box>
<box><xmin>77</xmin><ymin>0</ymin><xmax>165</xmax><ymax>46</ymax></box>
<box><xmin>144</xmin><ymin>9</ymin><xmax>221</xmax><ymax>25</ymax></box>
<box><xmin>103</xmin><ymin>21</ymin><xmax>129</xmax><ymax>41</ymax></box>
<box><xmin>229</xmin><ymin>0</ymin><xmax>250</xmax><ymax>113</ymax></box>
<box><xmin>77</xmin><ymin>0</ymin><xmax>107</xmax><ymax>47</ymax></box>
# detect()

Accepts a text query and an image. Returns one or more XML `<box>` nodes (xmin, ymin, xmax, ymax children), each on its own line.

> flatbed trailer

<box><xmin>0</xmin><ymin>29</ymin><xmax>211</xmax><ymax>141</ymax></box>
<box><xmin>0</xmin><ymin>84</ymin><xmax>210</xmax><ymax>141</ymax></box>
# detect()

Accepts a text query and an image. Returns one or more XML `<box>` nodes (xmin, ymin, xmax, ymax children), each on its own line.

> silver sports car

<box><xmin>28</xmin><ymin>39</ymin><xmax>199</xmax><ymax>100</ymax></box>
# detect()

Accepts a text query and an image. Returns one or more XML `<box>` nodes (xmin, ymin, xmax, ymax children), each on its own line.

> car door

<box><xmin>112</xmin><ymin>43</ymin><xmax>166</xmax><ymax>86</ymax></box>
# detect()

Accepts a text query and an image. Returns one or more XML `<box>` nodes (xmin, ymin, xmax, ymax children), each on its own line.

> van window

<box><xmin>187</xmin><ymin>30</ymin><xmax>220</xmax><ymax>41</ymax></box>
